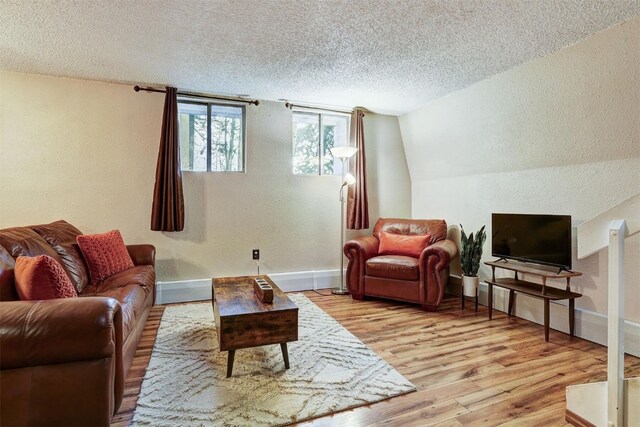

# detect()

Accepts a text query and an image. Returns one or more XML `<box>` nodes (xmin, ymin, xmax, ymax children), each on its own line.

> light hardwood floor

<box><xmin>112</xmin><ymin>293</ymin><xmax>640</xmax><ymax>427</ymax></box>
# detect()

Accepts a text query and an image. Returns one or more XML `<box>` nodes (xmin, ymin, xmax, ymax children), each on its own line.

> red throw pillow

<box><xmin>378</xmin><ymin>231</ymin><xmax>432</xmax><ymax>258</ymax></box>
<box><xmin>77</xmin><ymin>230</ymin><xmax>134</xmax><ymax>284</ymax></box>
<box><xmin>14</xmin><ymin>255</ymin><xmax>78</xmax><ymax>300</ymax></box>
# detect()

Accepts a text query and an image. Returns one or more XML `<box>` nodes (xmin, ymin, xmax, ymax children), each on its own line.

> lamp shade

<box><xmin>344</xmin><ymin>173</ymin><xmax>356</xmax><ymax>185</ymax></box>
<box><xmin>330</xmin><ymin>146</ymin><xmax>357</xmax><ymax>159</ymax></box>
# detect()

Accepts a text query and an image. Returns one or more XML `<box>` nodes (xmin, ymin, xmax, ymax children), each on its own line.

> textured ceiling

<box><xmin>1</xmin><ymin>0</ymin><xmax>639</xmax><ymax>115</ymax></box>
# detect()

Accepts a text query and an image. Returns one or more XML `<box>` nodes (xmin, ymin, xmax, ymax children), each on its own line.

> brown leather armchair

<box><xmin>344</xmin><ymin>218</ymin><xmax>458</xmax><ymax>311</ymax></box>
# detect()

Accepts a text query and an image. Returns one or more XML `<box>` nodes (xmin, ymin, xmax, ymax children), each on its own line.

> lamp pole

<box><xmin>329</xmin><ymin>146</ymin><xmax>357</xmax><ymax>295</ymax></box>
<box><xmin>333</xmin><ymin>157</ymin><xmax>350</xmax><ymax>295</ymax></box>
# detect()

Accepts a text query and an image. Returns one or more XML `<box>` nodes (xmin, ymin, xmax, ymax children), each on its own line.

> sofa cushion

<box><xmin>77</xmin><ymin>230</ymin><xmax>134</xmax><ymax>284</ymax></box>
<box><xmin>379</xmin><ymin>231</ymin><xmax>431</xmax><ymax>258</ymax></box>
<box><xmin>85</xmin><ymin>265</ymin><xmax>155</xmax><ymax>297</ymax></box>
<box><xmin>14</xmin><ymin>255</ymin><xmax>78</xmax><ymax>300</ymax></box>
<box><xmin>96</xmin><ymin>284</ymin><xmax>147</xmax><ymax>340</ymax></box>
<box><xmin>0</xmin><ymin>245</ymin><xmax>18</xmax><ymax>301</ymax></box>
<box><xmin>366</xmin><ymin>255</ymin><xmax>419</xmax><ymax>281</ymax></box>
<box><xmin>0</xmin><ymin>227</ymin><xmax>66</xmax><ymax>263</ymax></box>
<box><xmin>31</xmin><ymin>220</ymin><xmax>90</xmax><ymax>293</ymax></box>
<box><xmin>83</xmin><ymin>265</ymin><xmax>155</xmax><ymax>339</ymax></box>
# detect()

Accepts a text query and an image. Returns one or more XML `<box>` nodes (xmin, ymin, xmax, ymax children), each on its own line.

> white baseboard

<box><xmin>155</xmin><ymin>269</ymin><xmax>340</xmax><ymax>305</ymax></box>
<box><xmin>268</xmin><ymin>269</ymin><xmax>340</xmax><ymax>292</ymax></box>
<box><xmin>449</xmin><ymin>276</ymin><xmax>640</xmax><ymax>357</ymax></box>
<box><xmin>156</xmin><ymin>279</ymin><xmax>213</xmax><ymax>305</ymax></box>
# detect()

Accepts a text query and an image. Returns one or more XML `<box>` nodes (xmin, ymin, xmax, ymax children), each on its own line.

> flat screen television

<box><xmin>491</xmin><ymin>213</ymin><xmax>572</xmax><ymax>270</ymax></box>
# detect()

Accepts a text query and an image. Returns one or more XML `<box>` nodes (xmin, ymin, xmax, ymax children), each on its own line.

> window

<box><xmin>292</xmin><ymin>111</ymin><xmax>350</xmax><ymax>175</ymax></box>
<box><xmin>178</xmin><ymin>101</ymin><xmax>245</xmax><ymax>172</ymax></box>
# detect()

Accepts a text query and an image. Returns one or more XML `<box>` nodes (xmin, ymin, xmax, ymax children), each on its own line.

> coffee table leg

<box><xmin>226</xmin><ymin>350</ymin><xmax>235</xmax><ymax>378</ymax></box>
<box><xmin>280</xmin><ymin>343</ymin><xmax>290</xmax><ymax>369</ymax></box>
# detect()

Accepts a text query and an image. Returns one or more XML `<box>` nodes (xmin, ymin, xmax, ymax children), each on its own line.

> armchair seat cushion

<box><xmin>366</xmin><ymin>255</ymin><xmax>419</xmax><ymax>281</ymax></box>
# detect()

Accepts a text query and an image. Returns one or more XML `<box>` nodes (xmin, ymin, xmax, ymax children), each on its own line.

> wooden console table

<box><xmin>485</xmin><ymin>260</ymin><xmax>582</xmax><ymax>342</ymax></box>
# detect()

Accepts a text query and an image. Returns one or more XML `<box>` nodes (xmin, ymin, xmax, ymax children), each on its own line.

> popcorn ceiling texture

<box><xmin>0</xmin><ymin>0</ymin><xmax>638</xmax><ymax>115</ymax></box>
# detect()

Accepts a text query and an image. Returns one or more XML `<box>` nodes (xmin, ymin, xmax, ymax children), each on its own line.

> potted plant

<box><xmin>460</xmin><ymin>224</ymin><xmax>487</xmax><ymax>297</ymax></box>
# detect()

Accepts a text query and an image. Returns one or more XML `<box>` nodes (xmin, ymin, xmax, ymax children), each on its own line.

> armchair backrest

<box><xmin>373</xmin><ymin>218</ymin><xmax>448</xmax><ymax>246</ymax></box>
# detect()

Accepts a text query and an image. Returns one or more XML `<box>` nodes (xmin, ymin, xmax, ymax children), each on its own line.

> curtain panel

<box><xmin>151</xmin><ymin>87</ymin><xmax>185</xmax><ymax>232</ymax></box>
<box><xmin>347</xmin><ymin>108</ymin><xmax>369</xmax><ymax>230</ymax></box>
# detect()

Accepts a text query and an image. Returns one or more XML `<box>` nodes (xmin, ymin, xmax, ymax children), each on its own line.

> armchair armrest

<box><xmin>0</xmin><ymin>297</ymin><xmax>122</xmax><ymax>370</ymax></box>
<box><xmin>420</xmin><ymin>239</ymin><xmax>458</xmax><ymax>267</ymax></box>
<box><xmin>127</xmin><ymin>244</ymin><xmax>156</xmax><ymax>267</ymax></box>
<box><xmin>344</xmin><ymin>236</ymin><xmax>379</xmax><ymax>261</ymax></box>
<box><xmin>419</xmin><ymin>239</ymin><xmax>458</xmax><ymax>310</ymax></box>
<box><xmin>344</xmin><ymin>236</ymin><xmax>380</xmax><ymax>297</ymax></box>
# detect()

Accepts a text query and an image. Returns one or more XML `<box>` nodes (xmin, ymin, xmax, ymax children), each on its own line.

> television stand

<box><xmin>485</xmin><ymin>260</ymin><xmax>582</xmax><ymax>342</ymax></box>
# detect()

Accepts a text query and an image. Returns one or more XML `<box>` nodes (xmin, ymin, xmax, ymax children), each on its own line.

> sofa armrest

<box><xmin>419</xmin><ymin>239</ymin><xmax>458</xmax><ymax>310</ymax></box>
<box><xmin>0</xmin><ymin>297</ymin><xmax>122</xmax><ymax>370</ymax></box>
<box><xmin>127</xmin><ymin>244</ymin><xmax>156</xmax><ymax>267</ymax></box>
<box><xmin>344</xmin><ymin>236</ymin><xmax>379</xmax><ymax>296</ymax></box>
<box><xmin>1</xmin><ymin>297</ymin><xmax>125</xmax><ymax>423</ymax></box>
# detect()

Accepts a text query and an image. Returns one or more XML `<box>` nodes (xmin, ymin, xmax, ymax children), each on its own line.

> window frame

<box><xmin>291</xmin><ymin>109</ymin><xmax>351</xmax><ymax>176</ymax></box>
<box><xmin>178</xmin><ymin>98</ymin><xmax>247</xmax><ymax>173</ymax></box>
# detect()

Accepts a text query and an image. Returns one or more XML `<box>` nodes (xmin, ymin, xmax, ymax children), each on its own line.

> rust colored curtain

<box><xmin>151</xmin><ymin>87</ymin><xmax>185</xmax><ymax>231</ymax></box>
<box><xmin>347</xmin><ymin>108</ymin><xmax>369</xmax><ymax>230</ymax></box>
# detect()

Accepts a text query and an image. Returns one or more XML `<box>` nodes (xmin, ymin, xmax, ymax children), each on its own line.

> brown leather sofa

<box><xmin>344</xmin><ymin>218</ymin><xmax>458</xmax><ymax>311</ymax></box>
<box><xmin>0</xmin><ymin>220</ymin><xmax>156</xmax><ymax>426</ymax></box>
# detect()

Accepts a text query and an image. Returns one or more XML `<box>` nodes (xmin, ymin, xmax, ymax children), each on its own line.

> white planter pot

<box><xmin>462</xmin><ymin>275</ymin><xmax>479</xmax><ymax>297</ymax></box>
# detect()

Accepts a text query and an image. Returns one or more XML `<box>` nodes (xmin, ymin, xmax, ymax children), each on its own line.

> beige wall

<box><xmin>0</xmin><ymin>71</ymin><xmax>411</xmax><ymax>282</ymax></box>
<box><xmin>399</xmin><ymin>17</ymin><xmax>640</xmax><ymax>322</ymax></box>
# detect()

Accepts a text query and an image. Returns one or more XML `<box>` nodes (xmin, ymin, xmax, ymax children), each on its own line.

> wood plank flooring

<box><xmin>112</xmin><ymin>293</ymin><xmax>640</xmax><ymax>427</ymax></box>
<box><xmin>111</xmin><ymin>307</ymin><xmax>165</xmax><ymax>427</ymax></box>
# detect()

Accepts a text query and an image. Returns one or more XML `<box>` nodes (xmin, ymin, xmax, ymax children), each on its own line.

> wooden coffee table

<box><xmin>211</xmin><ymin>276</ymin><xmax>298</xmax><ymax>377</ymax></box>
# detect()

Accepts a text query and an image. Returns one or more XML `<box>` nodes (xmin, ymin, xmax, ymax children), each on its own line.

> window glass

<box><xmin>210</xmin><ymin>105</ymin><xmax>244</xmax><ymax>172</ymax></box>
<box><xmin>321</xmin><ymin>114</ymin><xmax>350</xmax><ymax>176</ymax></box>
<box><xmin>292</xmin><ymin>112</ymin><xmax>320</xmax><ymax>175</ymax></box>
<box><xmin>292</xmin><ymin>111</ymin><xmax>350</xmax><ymax>176</ymax></box>
<box><xmin>178</xmin><ymin>102</ymin><xmax>245</xmax><ymax>172</ymax></box>
<box><xmin>178</xmin><ymin>103</ymin><xmax>208</xmax><ymax>172</ymax></box>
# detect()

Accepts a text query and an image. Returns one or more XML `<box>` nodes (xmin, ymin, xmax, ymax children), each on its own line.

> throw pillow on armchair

<box><xmin>378</xmin><ymin>231</ymin><xmax>432</xmax><ymax>258</ymax></box>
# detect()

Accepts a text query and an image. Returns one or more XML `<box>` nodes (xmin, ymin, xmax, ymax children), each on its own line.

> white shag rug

<box><xmin>131</xmin><ymin>293</ymin><xmax>415</xmax><ymax>426</ymax></box>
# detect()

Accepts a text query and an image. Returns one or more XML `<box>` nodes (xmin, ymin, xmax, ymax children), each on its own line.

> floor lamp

<box><xmin>330</xmin><ymin>146</ymin><xmax>358</xmax><ymax>295</ymax></box>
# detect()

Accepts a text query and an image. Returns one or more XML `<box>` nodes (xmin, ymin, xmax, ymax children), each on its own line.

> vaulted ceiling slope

<box><xmin>1</xmin><ymin>1</ymin><xmax>638</xmax><ymax>115</ymax></box>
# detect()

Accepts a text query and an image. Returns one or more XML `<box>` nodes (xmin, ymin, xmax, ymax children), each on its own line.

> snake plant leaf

<box><xmin>459</xmin><ymin>224</ymin><xmax>486</xmax><ymax>277</ymax></box>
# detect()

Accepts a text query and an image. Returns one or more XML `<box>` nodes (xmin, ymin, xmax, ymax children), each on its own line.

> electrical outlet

<box><xmin>252</xmin><ymin>249</ymin><xmax>260</xmax><ymax>260</ymax></box>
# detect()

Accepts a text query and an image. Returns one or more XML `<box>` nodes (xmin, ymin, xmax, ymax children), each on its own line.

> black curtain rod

<box><xmin>134</xmin><ymin>85</ymin><xmax>259</xmax><ymax>106</ymax></box>
<box><xmin>285</xmin><ymin>102</ymin><xmax>353</xmax><ymax>115</ymax></box>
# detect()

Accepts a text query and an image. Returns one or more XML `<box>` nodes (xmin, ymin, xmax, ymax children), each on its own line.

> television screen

<box><xmin>491</xmin><ymin>213</ymin><xmax>572</xmax><ymax>269</ymax></box>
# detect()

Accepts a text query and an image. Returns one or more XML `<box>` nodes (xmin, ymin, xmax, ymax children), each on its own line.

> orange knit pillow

<box><xmin>378</xmin><ymin>231</ymin><xmax>431</xmax><ymax>258</ymax></box>
<box><xmin>77</xmin><ymin>230</ymin><xmax>134</xmax><ymax>284</ymax></box>
<box><xmin>14</xmin><ymin>255</ymin><xmax>78</xmax><ymax>300</ymax></box>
